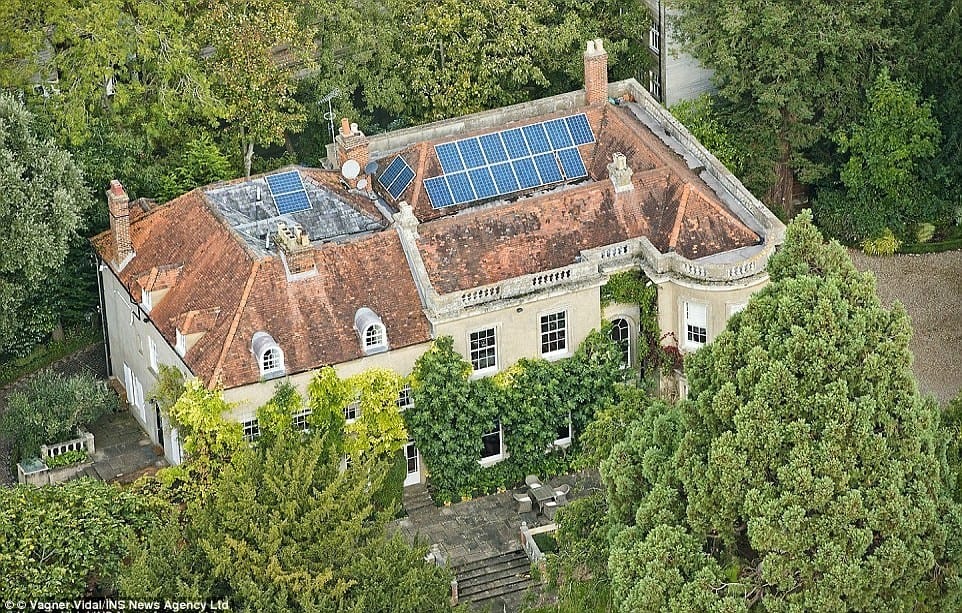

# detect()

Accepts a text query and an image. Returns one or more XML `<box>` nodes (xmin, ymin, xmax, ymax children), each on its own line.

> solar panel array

<box><xmin>424</xmin><ymin>114</ymin><xmax>595</xmax><ymax>209</ymax></box>
<box><xmin>266</xmin><ymin>171</ymin><xmax>312</xmax><ymax>215</ymax></box>
<box><xmin>377</xmin><ymin>156</ymin><xmax>416</xmax><ymax>200</ymax></box>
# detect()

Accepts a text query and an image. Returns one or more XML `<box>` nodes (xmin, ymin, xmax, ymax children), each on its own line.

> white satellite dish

<box><xmin>341</xmin><ymin>159</ymin><xmax>361</xmax><ymax>180</ymax></box>
<box><xmin>357</xmin><ymin>178</ymin><xmax>368</xmax><ymax>190</ymax></box>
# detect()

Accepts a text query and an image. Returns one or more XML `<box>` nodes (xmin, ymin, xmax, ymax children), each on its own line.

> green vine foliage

<box><xmin>407</xmin><ymin>332</ymin><xmax>622</xmax><ymax>504</ymax></box>
<box><xmin>307</xmin><ymin>367</ymin><xmax>408</xmax><ymax>463</ymax></box>
<box><xmin>600</xmin><ymin>270</ymin><xmax>662</xmax><ymax>378</ymax></box>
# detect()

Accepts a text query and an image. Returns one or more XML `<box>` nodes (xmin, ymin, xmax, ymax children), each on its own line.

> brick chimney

<box><xmin>276</xmin><ymin>222</ymin><xmax>316</xmax><ymax>276</ymax></box>
<box><xmin>584</xmin><ymin>38</ymin><xmax>609</xmax><ymax>106</ymax></box>
<box><xmin>335</xmin><ymin>117</ymin><xmax>370</xmax><ymax>174</ymax></box>
<box><xmin>106</xmin><ymin>180</ymin><xmax>133</xmax><ymax>267</ymax></box>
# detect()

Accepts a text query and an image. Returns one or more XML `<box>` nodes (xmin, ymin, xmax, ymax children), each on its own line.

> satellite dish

<box><xmin>364</xmin><ymin>161</ymin><xmax>379</xmax><ymax>176</ymax></box>
<box><xmin>357</xmin><ymin>178</ymin><xmax>368</xmax><ymax>190</ymax></box>
<box><xmin>341</xmin><ymin>159</ymin><xmax>361</xmax><ymax>180</ymax></box>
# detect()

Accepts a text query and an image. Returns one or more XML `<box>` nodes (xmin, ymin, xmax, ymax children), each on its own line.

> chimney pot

<box><xmin>607</xmin><ymin>152</ymin><xmax>634</xmax><ymax>193</ymax></box>
<box><xmin>340</xmin><ymin>117</ymin><xmax>351</xmax><ymax>136</ymax></box>
<box><xmin>350</xmin><ymin>122</ymin><xmax>359</xmax><ymax>134</ymax></box>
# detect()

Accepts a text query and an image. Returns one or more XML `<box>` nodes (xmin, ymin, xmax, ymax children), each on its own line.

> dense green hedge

<box><xmin>899</xmin><ymin>238</ymin><xmax>962</xmax><ymax>254</ymax></box>
<box><xmin>405</xmin><ymin>332</ymin><xmax>622</xmax><ymax>504</ymax></box>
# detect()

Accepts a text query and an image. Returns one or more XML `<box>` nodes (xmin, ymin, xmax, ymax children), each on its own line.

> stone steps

<box><xmin>454</xmin><ymin>549</ymin><xmax>538</xmax><ymax>611</ymax></box>
<box><xmin>402</xmin><ymin>483</ymin><xmax>436</xmax><ymax>514</ymax></box>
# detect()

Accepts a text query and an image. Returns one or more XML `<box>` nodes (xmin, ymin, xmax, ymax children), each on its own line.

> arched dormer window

<box><xmin>354</xmin><ymin>307</ymin><xmax>388</xmax><ymax>355</ymax></box>
<box><xmin>252</xmin><ymin>331</ymin><xmax>285</xmax><ymax>379</ymax></box>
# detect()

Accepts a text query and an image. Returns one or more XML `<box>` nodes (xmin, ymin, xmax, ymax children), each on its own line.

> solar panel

<box><xmin>378</xmin><ymin>157</ymin><xmax>407</xmax><ymax>189</ymax></box>
<box><xmin>457</xmin><ymin>139</ymin><xmax>486</xmax><ymax>169</ymax></box>
<box><xmin>468</xmin><ymin>167</ymin><xmax>498</xmax><ymax>199</ymax></box>
<box><xmin>275</xmin><ymin>191</ymin><xmax>312</xmax><ymax>215</ymax></box>
<box><xmin>490</xmin><ymin>162</ymin><xmax>520</xmax><ymax>194</ymax></box>
<box><xmin>436</xmin><ymin>143</ymin><xmax>464</xmax><ymax>173</ymax></box>
<box><xmin>388</xmin><ymin>165</ymin><xmax>415</xmax><ymax>199</ymax></box>
<box><xmin>512</xmin><ymin>158</ymin><xmax>540</xmax><ymax>189</ymax></box>
<box><xmin>266</xmin><ymin>171</ymin><xmax>302</xmax><ymax>196</ymax></box>
<box><xmin>480</xmin><ymin>133</ymin><xmax>508</xmax><ymax>163</ymax></box>
<box><xmin>501</xmin><ymin>129</ymin><xmax>530</xmax><ymax>159</ymax></box>
<box><xmin>522</xmin><ymin>124</ymin><xmax>551</xmax><ymax>155</ymax></box>
<box><xmin>534</xmin><ymin>153</ymin><xmax>563</xmax><ymax>184</ymax></box>
<box><xmin>544</xmin><ymin>118</ymin><xmax>574</xmax><ymax>149</ymax></box>
<box><xmin>565</xmin><ymin>114</ymin><xmax>595</xmax><ymax>145</ymax></box>
<box><xmin>557</xmin><ymin>147</ymin><xmax>588</xmax><ymax>179</ymax></box>
<box><xmin>424</xmin><ymin>176</ymin><xmax>454</xmax><ymax>209</ymax></box>
<box><xmin>447</xmin><ymin>172</ymin><xmax>476</xmax><ymax>204</ymax></box>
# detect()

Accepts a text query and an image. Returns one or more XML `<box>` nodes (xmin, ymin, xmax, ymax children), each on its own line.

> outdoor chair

<box><xmin>513</xmin><ymin>492</ymin><xmax>533</xmax><ymax>513</ymax></box>
<box><xmin>554</xmin><ymin>483</ymin><xmax>571</xmax><ymax>505</ymax></box>
<box><xmin>525</xmin><ymin>474</ymin><xmax>541</xmax><ymax>487</ymax></box>
<box><xmin>543</xmin><ymin>500</ymin><xmax>558</xmax><ymax>520</ymax></box>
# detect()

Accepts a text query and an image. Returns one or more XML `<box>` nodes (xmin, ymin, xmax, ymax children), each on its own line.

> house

<box><xmin>92</xmin><ymin>39</ymin><xmax>784</xmax><ymax>485</ymax></box>
<box><xmin>642</xmin><ymin>0</ymin><xmax>714</xmax><ymax>107</ymax></box>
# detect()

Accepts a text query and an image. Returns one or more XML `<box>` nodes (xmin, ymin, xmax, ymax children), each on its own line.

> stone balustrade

<box><xmin>40</xmin><ymin>430</ymin><xmax>95</xmax><ymax>461</ymax></box>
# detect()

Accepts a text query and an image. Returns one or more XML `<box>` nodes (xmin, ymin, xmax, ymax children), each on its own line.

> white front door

<box><xmin>403</xmin><ymin>440</ymin><xmax>421</xmax><ymax>487</ymax></box>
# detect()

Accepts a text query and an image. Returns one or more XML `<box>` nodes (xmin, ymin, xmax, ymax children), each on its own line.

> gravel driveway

<box><xmin>849</xmin><ymin>249</ymin><xmax>962</xmax><ymax>406</ymax></box>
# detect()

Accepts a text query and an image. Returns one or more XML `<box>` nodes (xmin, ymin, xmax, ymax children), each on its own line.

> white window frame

<box><xmin>396</xmin><ymin>385</ymin><xmax>414</xmax><ymax>411</ymax></box>
<box><xmin>363</xmin><ymin>323</ymin><xmax>387</xmax><ymax>351</ymax></box>
<box><xmin>728</xmin><ymin>302</ymin><xmax>748</xmax><ymax>317</ymax></box>
<box><xmin>479</xmin><ymin>420</ymin><xmax>504</xmax><ymax>466</ymax></box>
<box><xmin>648</xmin><ymin>69</ymin><xmax>662</xmax><ymax>101</ymax></box>
<box><xmin>292</xmin><ymin>409</ymin><xmax>311</xmax><ymax>432</ymax></box>
<box><xmin>175</xmin><ymin>329</ymin><xmax>186</xmax><ymax>357</ymax></box>
<box><xmin>343</xmin><ymin>400</ymin><xmax>360</xmax><ymax>424</ymax></box>
<box><xmin>241</xmin><ymin>418</ymin><xmax>260</xmax><ymax>442</ymax></box>
<box><xmin>539</xmin><ymin>310</ymin><xmax>569</xmax><ymax>358</ymax></box>
<box><xmin>469</xmin><ymin>327</ymin><xmax>498</xmax><ymax>374</ymax></box>
<box><xmin>259</xmin><ymin>346</ymin><xmax>284</xmax><ymax>378</ymax></box>
<box><xmin>142</xmin><ymin>290</ymin><xmax>152</xmax><ymax>312</ymax></box>
<box><xmin>683</xmin><ymin>301</ymin><xmax>708</xmax><ymax>349</ymax></box>
<box><xmin>649</xmin><ymin>24</ymin><xmax>661</xmax><ymax>54</ymax></box>
<box><xmin>148</xmin><ymin>336</ymin><xmax>158</xmax><ymax>372</ymax></box>
<box><xmin>609</xmin><ymin>318</ymin><xmax>631</xmax><ymax>368</ymax></box>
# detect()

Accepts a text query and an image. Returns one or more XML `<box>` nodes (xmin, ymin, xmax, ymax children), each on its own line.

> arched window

<box><xmin>610</xmin><ymin>318</ymin><xmax>631</xmax><ymax>368</ymax></box>
<box><xmin>364</xmin><ymin>323</ymin><xmax>385</xmax><ymax>349</ymax></box>
<box><xmin>252</xmin><ymin>331</ymin><xmax>285</xmax><ymax>379</ymax></box>
<box><xmin>354</xmin><ymin>307</ymin><xmax>388</xmax><ymax>355</ymax></box>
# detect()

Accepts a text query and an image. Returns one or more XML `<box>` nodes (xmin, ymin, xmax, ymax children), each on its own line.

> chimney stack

<box><xmin>335</xmin><ymin>116</ymin><xmax>370</xmax><ymax>172</ymax></box>
<box><xmin>607</xmin><ymin>153</ymin><xmax>634</xmax><ymax>192</ymax></box>
<box><xmin>584</xmin><ymin>38</ymin><xmax>609</xmax><ymax>106</ymax></box>
<box><xmin>106</xmin><ymin>180</ymin><xmax>133</xmax><ymax>267</ymax></box>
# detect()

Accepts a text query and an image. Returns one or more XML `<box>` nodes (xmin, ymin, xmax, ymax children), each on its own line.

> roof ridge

<box><xmin>668</xmin><ymin>183</ymin><xmax>691</xmax><ymax>251</ymax></box>
<box><xmin>210</xmin><ymin>260</ymin><xmax>262</xmax><ymax>387</ymax></box>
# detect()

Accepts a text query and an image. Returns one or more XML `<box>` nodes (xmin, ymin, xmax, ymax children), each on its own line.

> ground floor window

<box><xmin>242</xmin><ymin>418</ymin><xmax>260</xmax><ymax>442</ymax></box>
<box><xmin>610</xmin><ymin>318</ymin><xmax>631</xmax><ymax>367</ymax></box>
<box><xmin>292</xmin><ymin>409</ymin><xmax>311</xmax><ymax>432</ymax></box>
<box><xmin>480</xmin><ymin>421</ymin><xmax>503</xmax><ymax>464</ymax></box>
<box><xmin>554</xmin><ymin>414</ymin><xmax>572</xmax><ymax>448</ymax></box>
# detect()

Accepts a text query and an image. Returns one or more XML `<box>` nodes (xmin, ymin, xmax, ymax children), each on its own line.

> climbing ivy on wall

<box><xmin>306</xmin><ymin>366</ymin><xmax>408</xmax><ymax>462</ymax></box>
<box><xmin>600</xmin><ymin>269</ymin><xmax>668</xmax><ymax>377</ymax></box>
<box><xmin>406</xmin><ymin>332</ymin><xmax>622</xmax><ymax>504</ymax></box>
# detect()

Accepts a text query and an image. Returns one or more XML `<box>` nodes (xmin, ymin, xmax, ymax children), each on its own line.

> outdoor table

<box><xmin>528</xmin><ymin>482</ymin><xmax>555</xmax><ymax>513</ymax></box>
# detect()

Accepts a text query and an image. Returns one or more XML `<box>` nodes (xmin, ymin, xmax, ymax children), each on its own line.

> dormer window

<box><xmin>354</xmin><ymin>307</ymin><xmax>388</xmax><ymax>355</ymax></box>
<box><xmin>175</xmin><ymin>329</ymin><xmax>186</xmax><ymax>357</ymax></box>
<box><xmin>252</xmin><ymin>331</ymin><xmax>285</xmax><ymax>379</ymax></box>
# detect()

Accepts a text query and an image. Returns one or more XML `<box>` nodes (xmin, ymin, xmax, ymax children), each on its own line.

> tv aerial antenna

<box><xmin>320</xmin><ymin>88</ymin><xmax>341</xmax><ymax>144</ymax></box>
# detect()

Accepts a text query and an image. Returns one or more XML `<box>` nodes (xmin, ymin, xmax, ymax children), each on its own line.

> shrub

<box><xmin>0</xmin><ymin>370</ymin><xmax>115</xmax><ymax>465</ymax></box>
<box><xmin>915</xmin><ymin>222</ymin><xmax>937</xmax><ymax>243</ymax></box>
<box><xmin>45</xmin><ymin>449</ymin><xmax>88</xmax><ymax>468</ymax></box>
<box><xmin>861</xmin><ymin>227</ymin><xmax>902</xmax><ymax>256</ymax></box>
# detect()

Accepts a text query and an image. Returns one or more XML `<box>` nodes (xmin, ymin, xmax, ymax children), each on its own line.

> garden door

<box><xmin>403</xmin><ymin>440</ymin><xmax>421</xmax><ymax>487</ymax></box>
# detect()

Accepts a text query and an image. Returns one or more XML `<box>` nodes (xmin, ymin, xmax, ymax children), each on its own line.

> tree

<box><xmin>815</xmin><ymin>69</ymin><xmax>941</xmax><ymax>242</ymax></box>
<box><xmin>121</xmin><ymin>428</ymin><xmax>453</xmax><ymax>611</ymax></box>
<box><xmin>198</xmin><ymin>0</ymin><xmax>315</xmax><ymax>177</ymax></box>
<box><xmin>0</xmin><ymin>370</ymin><xmax>116</xmax><ymax>465</ymax></box>
<box><xmin>0</xmin><ymin>479</ymin><xmax>164</xmax><ymax>599</ymax></box>
<box><xmin>669</xmin><ymin>0</ymin><xmax>899</xmax><ymax>209</ymax></box>
<box><xmin>602</xmin><ymin>212</ymin><xmax>962</xmax><ymax>610</ymax></box>
<box><xmin>0</xmin><ymin>93</ymin><xmax>91</xmax><ymax>354</ymax></box>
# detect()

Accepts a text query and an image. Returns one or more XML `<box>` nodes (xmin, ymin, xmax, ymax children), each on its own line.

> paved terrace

<box><xmin>395</xmin><ymin>469</ymin><xmax>601</xmax><ymax>565</ymax></box>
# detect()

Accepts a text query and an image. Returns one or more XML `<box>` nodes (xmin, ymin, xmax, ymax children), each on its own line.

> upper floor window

<box><xmin>649</xmin><ymin>24</ymin><xmax>661</xmax><ymax>54</ymax></box>
<box><xmin>609</xmin><ymin>318</ymin><xmax>631</xmax><ymax>368</ymax></box>
<box><xmin>648</xmin><ymin>69</ymin><xmax>662</xmax><ymax>101</ymax></box>
<box><xmin>242</xmin><ymin>418</ymin><xmax>260</xmax><ymax>442</ymax></box>
<box><xmin>470</xmin><ymin>327</ymin><xmax>497</xmax><ymax>372</ymax></box>
<box><xmin>684</xmin><ymin>301</ymin><xmax>708</xmax><ymax>348</ymax></box>
<box><xmin>397</xmin><ymin>385</ymin><xmax>414</xmax><ymax>411</ymax></box>
<box><xmin>292</xmin><ymin>409</ymin><xmax>311</xmax><ymax>432</ymax></box>
<box><xmin>355</xmin><ymin>307</ymin><xmax>388</xmax><ymax>355</ymax></box>
<box><xmin>344</xmin><ymin>400</ymin><xmax>360</xmax><ymax>423</ymax></box>
<box><xmin>252</xmin><ymin>331</ymin><xmax>285</xmax><ymax>379</ymax></box>
<box><xmin>148</xmin><ymin>337</ymin><xmax>158</xmax><ymax>371</ymax></box>
<box><xmin>540</xmin><ymin>311</ymin><xmax>568</xmax><ymax>356</ymax></box>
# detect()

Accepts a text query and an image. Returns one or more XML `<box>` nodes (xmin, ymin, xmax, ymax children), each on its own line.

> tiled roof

<box><xmin>412</xmin><ymin>105</ymin><xmax>760</xmax><ymax>293</ymax></box>
<box><xmin>92</xmin><ymin>184</ymin><xmax>432</xmax><ymax>389</ymax></box>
